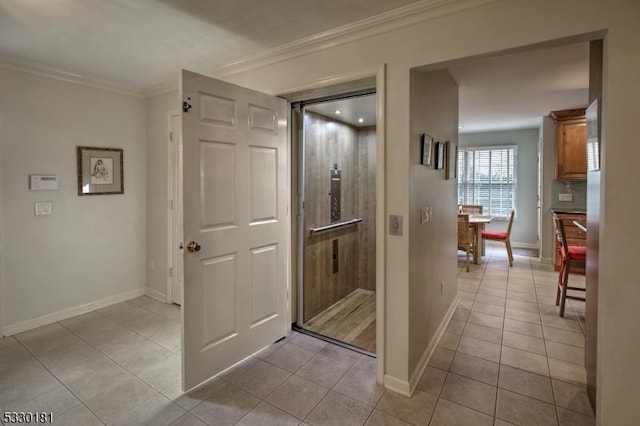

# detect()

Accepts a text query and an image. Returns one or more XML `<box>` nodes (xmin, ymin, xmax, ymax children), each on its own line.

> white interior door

<box><xmin>170</xmin><ymin>113</ymin><xmax>184</xmax><ymax>305</ymax></box>
<box><xmin>180</xmin><ymin>70</ymin><xmax>289</xmax><ymax>390</ymax></box>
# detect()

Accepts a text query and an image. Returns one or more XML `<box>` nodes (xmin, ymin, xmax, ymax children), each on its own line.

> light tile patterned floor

<box><xmin>0</xmin><ymin>247</ymin><xmax>594</xmax><ymax>425</ymax></box>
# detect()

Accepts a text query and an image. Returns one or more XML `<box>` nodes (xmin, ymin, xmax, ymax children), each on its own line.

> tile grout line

<box><xmin>12</xmin><ymin>335</ymin><xmax>107</xmax><ymax>425</ymax></box>
<box><xmin>57</xmin><ymin>315</ymin><xmax>181</xmax><ymax>403</ymax></box>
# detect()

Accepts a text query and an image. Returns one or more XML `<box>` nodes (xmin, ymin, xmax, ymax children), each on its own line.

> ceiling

<box><xmin>449</xmin><ymin>42</ymin><xmax>590</xmax><ymax>133</ymax></box>
<box><xmin>0</xmin><ymin>1</ymin><xmax>590</xmax><ymax>133</ymax></box>
<box><xmin>0</xmin><ymin>0</ymin><xmax>423</xmax><ymax>89</ymax></box>
<box><xmin>305</xmin><ymin>95</ymin><xmax>377</xmax><ymax>128</ymax></box>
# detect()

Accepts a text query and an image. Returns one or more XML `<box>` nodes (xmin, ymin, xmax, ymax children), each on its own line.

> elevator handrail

<box><xmin>308</xmin><ymin>218</ymin><xmax>363</xmax><ymax>234</ymax></box>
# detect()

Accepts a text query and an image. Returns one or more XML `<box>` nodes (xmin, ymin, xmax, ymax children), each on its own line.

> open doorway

<box><xmin>294</xmin><ymin>93</ymin><xmax>377</xmax><ymax>354</ymax></box>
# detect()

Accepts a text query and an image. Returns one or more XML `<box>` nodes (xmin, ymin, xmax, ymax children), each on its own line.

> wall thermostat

<box><xmin>29</xmin><ymin>174</ymin><xmax>59</xmax><ymax>190</ymax></box>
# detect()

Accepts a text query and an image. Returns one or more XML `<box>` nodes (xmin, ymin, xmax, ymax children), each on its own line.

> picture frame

<box><xmin>77</xmin><ymin>146</ymin><xmax>124</xmax><ymax>195</ymax></box>
<box><xmin>420</xmin><ymin>133</ymin><xmax>433</xmax><ymax>166</ymax></box>
<box><xmin>434</xmin><ymin>141</ymin><xmax>445</xmax><ymax>170</ymax></box>
<box><xmin>445</xmin><ymin>140</ymin><xmax>458</xmax><ymax>180</ymax></box>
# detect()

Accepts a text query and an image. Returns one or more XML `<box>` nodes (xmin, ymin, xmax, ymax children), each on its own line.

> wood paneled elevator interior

<box><xmin>297</xmin><ymin>94</ymin><xmax>377</xmax><ymax>353</ymax></box>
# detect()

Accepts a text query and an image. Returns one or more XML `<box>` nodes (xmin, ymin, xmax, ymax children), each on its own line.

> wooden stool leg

<box><xmin>556</xmin><ymin>258</ymin><xmax>564</xmax><ymax>306</ymax></box>
<box><xmin>559</xmin><ymin>259</ymin><xmax>571</xmax><ymax>317</ymax></box>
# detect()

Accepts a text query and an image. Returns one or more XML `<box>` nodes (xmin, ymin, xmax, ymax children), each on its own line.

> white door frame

<box><xmin>277</xmin><ymin>65</ymin><xmax>387</xmax><ymax>384</ymax></box>
<box><xmin>167</xmin><ymin>110</ymin><xmax>182</xmax><ymax>304</ymax></box>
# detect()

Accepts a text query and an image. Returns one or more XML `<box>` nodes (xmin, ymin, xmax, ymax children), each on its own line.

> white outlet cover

<box><xmin>559</xmin><ymin>193</ymin><xmax>573</xmax><ymax>202</ymax></box>
<box><xmin>34</xmin><ymin>201</ymin><xmax>52</xmax><ymax>216</ymax></box>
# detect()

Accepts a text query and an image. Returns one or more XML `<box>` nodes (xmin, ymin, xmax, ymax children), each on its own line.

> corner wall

<box><xmin>145</xmin><ymin>90</ymin><xmax>179</xmax><ymax>299</ymax></box>
<box><xmin>459</xmin><ymin>128</ymin><xmax>539</xmax><ymax>247</ymax></box>
<box><xmin>408</xmin><ymin>69</ymin><xmax>459</xmax><ymax>376</ymax></box>
<box><xmin>0</xmin><ymin>68</ymin><xmax>147</xmax><ymax>333</ymax></box>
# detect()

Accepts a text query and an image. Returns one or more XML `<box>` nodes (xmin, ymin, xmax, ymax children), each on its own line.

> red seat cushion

<box><xmin>560</xmin><ymin>245</ymin><xmax>586</xmax><ymax>261</ymax></box>
<box><xmin>481</xmin><ymin>230</ymin><xmax>507</xmax><ymax>240</ymax></box>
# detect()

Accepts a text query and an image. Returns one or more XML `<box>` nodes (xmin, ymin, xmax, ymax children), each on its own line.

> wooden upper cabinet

<box><xmin>552</xmin><ymin>108</ymin><xmax>587</xmax><ymax>180</ymax></box>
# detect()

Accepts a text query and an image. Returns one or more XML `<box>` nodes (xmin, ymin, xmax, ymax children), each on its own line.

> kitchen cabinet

<box><xmin>553</xmin><ymin>211</ymin><xmax>586</xmax><ymax>274</ymax></box>
<box><xmin>552</xmin><ymin>108</ymin><xmax>587</xmax><ymax>180</ymax></box>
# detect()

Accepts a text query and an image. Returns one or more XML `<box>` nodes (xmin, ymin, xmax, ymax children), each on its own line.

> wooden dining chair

<box><xmin>481</xmin><ymin>210</ymin><xmax>515</xmax><ymax>266</ymax></box>
<box><xmin>457</xmin><ymin>213</ymin><xmax>473</xmax><ymax>272</ymax></box>
<box><xmin>460</xmin><ymin>205</ymin><xmax>483</xmax><ymax>214</ymax></box>
<box><xmin>553</xmin><ymin>214</ymin><xmax>587</xmax><ymax>317</ymax></box>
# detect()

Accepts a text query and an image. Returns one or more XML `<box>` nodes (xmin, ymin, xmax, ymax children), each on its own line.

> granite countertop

<box><xmin>551</xmin><ymin>208</ymin><xmax>586</xmax><ymax>215</ymax></box>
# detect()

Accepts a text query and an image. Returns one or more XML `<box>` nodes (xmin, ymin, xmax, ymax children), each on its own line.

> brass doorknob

<box><xmin>186</xmin><ymin>241</ymin><xmax>201</xmax><ymax>252</ymax></box>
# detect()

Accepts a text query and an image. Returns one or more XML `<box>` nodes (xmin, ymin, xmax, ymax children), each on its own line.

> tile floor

<box><xmin>0</xmin><ymin>247</ymin><xmax>593</xmax><ymax>425</ymax></box>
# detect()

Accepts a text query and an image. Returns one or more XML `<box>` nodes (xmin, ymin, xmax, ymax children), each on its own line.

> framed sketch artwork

<box><xmin>420</xmin><ymin>133</ymin><xmax>433</xmax><ymax>166</ymax></box>
<box><xmin>77</xmin><ymin>146</ymin><xmax>124</xmax><ymax>195</ymax></box>
<box><xmin>434</xmin><ymin>141</ymin><xmax>445</xmax><ymax>170</ymax></box>
<box><xmin>445</xmin><ymin>140</ymin><xmax>458</xmax><ymax>180</ymax></box>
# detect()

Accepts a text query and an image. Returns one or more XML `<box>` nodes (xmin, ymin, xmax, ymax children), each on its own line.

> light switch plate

<box><xmin>389</xmin><ymin>215</ymin><xmax>403</xmax><ymax>236</ymax></box>
<box><xmin>35</xmin><ymin>201</ymin><xmax>52</xmax><ymax>216</ymax></box>
<box><xmin>420</xmin><ymin>206</ymin><xmax>431</xmax><ymax>224</ymax></box>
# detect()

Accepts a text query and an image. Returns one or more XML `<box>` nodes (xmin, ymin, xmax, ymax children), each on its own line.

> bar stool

<box><xmin>552</xmin><ymin>214</ymin><xmax>587</xmax><ymax>317</ymax></box>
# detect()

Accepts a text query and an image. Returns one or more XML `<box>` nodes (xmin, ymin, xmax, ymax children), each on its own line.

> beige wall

<box><xmin>142</xmin><ymin>1</ymin><xmax>640</xmax><ymax>421</ymax></box>
<box><xmin>0</xmin><ymin>67</ymin><xmax>147</xmax><ymax>332</ymax></box>
<box><xmin>408</xmin><ymin>69</ymin><xmax>459</xmax><ymax>374</ymax></box>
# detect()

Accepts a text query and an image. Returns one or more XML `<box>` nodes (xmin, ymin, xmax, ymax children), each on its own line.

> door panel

<box><xmin>181</xmin><ymin>70</ymin><xmax>288</xmax><ymax>390</ymax></box>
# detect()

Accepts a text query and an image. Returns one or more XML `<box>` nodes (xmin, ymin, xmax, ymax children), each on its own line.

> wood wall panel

<box><xmin>302</xmin><ymin>112</ymin><xmax>376</xmax><ymax>321</ymax></box>
<box><xmin>357</xmin><ymin>126</ymin><xmax>376</xmax><ymax>292</ymax></box>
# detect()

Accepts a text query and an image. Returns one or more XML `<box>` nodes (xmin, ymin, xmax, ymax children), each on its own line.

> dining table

<box><xmin>468</xmin><ymin>214</ymin><xmax>494</xmax><ymax>264</ymax></box>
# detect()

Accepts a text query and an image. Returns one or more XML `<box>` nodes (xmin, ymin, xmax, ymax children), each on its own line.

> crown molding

<box><xmin>143</xmin><ymin>79</ymin><xmax>180</xmax><ymax>98</ymax></box>
<box><xmin>0</xmin><ymin>56</ymin><xmax>145</xmax><ymax>98</ymax></box>
<box><xmin>213</xmin><ymin>0</ymin><xmax>500</xmax><ymax>78</ymax></box>
<box><xmin>1</xmin><ymin>0</ymin><xmax>498</xmax><ymax>99</ymax></box>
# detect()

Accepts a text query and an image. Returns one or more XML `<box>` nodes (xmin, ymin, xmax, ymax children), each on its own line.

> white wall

<box><xmin>0</xmin><ymin>68</ymin><xmax>147</xmax><ymax>332</ymax></box>
<box><xmin>459</xmin><ymin>128</ymin><xmax>539</xmax><ymax>247</ymax></box>
<box><xmin>408</xmin><ymin>69</ymin><xmax>459</xmax><ymax>375</ymax></box>
<box><xmin>144</xmin><ymin>1</ymin><xmax>640</xmax><ymax>422</ymax></box>
<box><xmin>145</xmin><ymin>91</ymin><xmax>179</xmax><ymax>299</ymax></box>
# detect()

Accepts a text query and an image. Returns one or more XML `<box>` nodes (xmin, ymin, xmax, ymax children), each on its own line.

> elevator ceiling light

<box><xmin>358</xmin><ymin>118</ymin><xmax>364</xmax><ymax>123</ymax></box>
<box><xmin>334</xmin><ymin>110</ymin><xmax>341</xmax><ymax>115</ymax></box>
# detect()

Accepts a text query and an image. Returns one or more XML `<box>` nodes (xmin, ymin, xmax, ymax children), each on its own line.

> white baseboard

<box><xmin>145</xmin><ymin>287</ymin><xmax>168</xmax><ymax>303</ymax></box>
<box><xmin>383</xmin><ymin>374</ymin><xmax>412</xmax><ymax>397</ymax></box>
<box><xmin>407</xmin><ymin>296</ymin><xmax>460</xmax><ymax>395</ymax></box>
<box><xmin>382</xmin><ymin>296</ymin><xmax>460</xmax><ymax>397</ymax></box>
<box><xmin>2</xmin><ymin>287</ymin><xmax>145</xmax><ymax>336</ymax></box>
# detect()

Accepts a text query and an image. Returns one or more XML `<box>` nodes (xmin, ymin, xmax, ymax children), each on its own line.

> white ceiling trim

<box><xmin>0</xmin><ymin>55</ymin><xmax>144</xmax><ymax>98</ymax></box>
<box><xmin>145</xmin><ymin>0</ymin><xmax>500</xmax><ymax>98</ymax></box>
<box><xmin>214</xmin><ymin>0</ymin><xmax>500</xmax><ymax>77</ymax></box>
<box><xmin>2</xmin><ymin>0</ymin><xmax>499</xmax><ymax>99</ymax></box>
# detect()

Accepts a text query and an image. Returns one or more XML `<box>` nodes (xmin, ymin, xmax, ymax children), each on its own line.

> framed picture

<box><xmin>420</xmin><ymin>133</ymin><xmax>433</xmax><ymax>166</ymax></box>
<box><xmin>434</xmin><ymin>141</ymin><xmax>445</xmax><ymax>170</ymax></box>
<box><xmin>77</xmin><ymin>146</ymin><xmax>124</xmax><ymax>195</ymax></box>
<box><xmin>445</xmin><ymin>140</ymin><xmax>458</xmax><ymax>180</ymax></box>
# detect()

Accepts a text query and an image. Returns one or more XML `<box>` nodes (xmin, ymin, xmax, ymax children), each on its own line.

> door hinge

<box><xmin>183</xmin><ymin>98</ymin><xmax>192</xmax><ymax>113</ymax></box>
<box><xmin>169</xmin><ymin>131</ymin><xmax>174</xmax><ymax>142</ymax></box>
<box><xmin>169</xmin><ymin>199</ymin><xmax>174</xmax><ymax>210</ymax></box>
<box><xmin>169</xmin><ymin>267</ymin><xmax>173</xmax><ymax>278</ymax></box>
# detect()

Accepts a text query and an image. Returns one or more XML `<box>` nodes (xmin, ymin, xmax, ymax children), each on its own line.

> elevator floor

<box><xmin>305</xmin><ymin>288</ymin><xmax>376</xmax><ymax>353</ymax></box>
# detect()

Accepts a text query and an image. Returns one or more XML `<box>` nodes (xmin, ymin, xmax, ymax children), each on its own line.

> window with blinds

<box><xmin>457</xmin><ymin>146</ymin><xmax>517</xmax><ymax>218</ymax></box>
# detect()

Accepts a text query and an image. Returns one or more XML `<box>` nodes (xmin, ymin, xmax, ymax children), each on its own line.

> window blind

<box><xmin>457</xmin><ymin>146</ymin><xmax>517</xmax><ymax>218</ymax></box>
